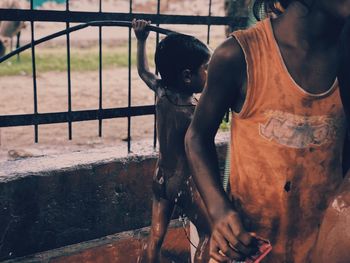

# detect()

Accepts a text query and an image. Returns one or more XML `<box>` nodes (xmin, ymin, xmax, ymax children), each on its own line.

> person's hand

<box><xmin>210</xmin><ymin>209</ymin><xmax>257</xmax><ymax>262</ymax></box>
<box><xmin>132</xmin><ymin>19</ymin><xmax>151</xmax><ymax>41</ymax></box>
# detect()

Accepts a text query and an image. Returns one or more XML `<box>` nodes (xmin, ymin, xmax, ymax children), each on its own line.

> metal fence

<box><xmin>0</xmin><ymin>0</ymin><xmax>245</xmax><ymax>152</ymax></box>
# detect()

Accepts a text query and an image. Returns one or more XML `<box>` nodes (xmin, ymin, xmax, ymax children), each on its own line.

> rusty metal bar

<box><xmin>98</xmin><ymin>0</ymin><xmax>103</xmax><ymax>137</ymax></box>
<box><xmin>153</xmin><ymin>0</ymin><xmax>161</xmax><ymax>149</ymax></box>
<box><xmin>127</xmin><ymin>0</ymin><xmax>133</xmax><ymax>152</ymax></box>
<box><xmin>30</xmin><ymin>0</ymin><xmax>38</xmax><ymax>143</ymax></box>
<box><xmin>0</xmin><ymin>9</ymin><xmax>243</xmax><ymax>25</ymax></box>
<box><xmin>207</xmin><ymin>0</ymin><xmax>212</xmax><ymax>45</ymax></box>
<box><xmin>0</xmin><ymin>21</ymin><xmax>173</xmax><ymax>63</ymax></box>
<box><xmin>66</xmin><ymin>0</ymin><xmax>72</xmax><ymax>140</ymax></box>
<box><xmin>0</xmin><ymin>106</ymin><xmax>155</xmax><ymax>127</ymax></box>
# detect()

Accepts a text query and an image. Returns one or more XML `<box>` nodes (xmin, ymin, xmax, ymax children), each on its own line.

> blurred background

<box><xmin>0</xmin><ymin>0</ymin><xmax>252</xmax><ymax>161</ymax></box>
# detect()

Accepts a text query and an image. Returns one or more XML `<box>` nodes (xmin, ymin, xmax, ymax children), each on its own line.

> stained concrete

<box><xmin>0</xmin><ymin>134</ymin><xmax>229</xmax><ymax>261</ymax></box>
<box><xmin>3</xmin><ymin>220</ymin><xmax>190</xmax><ymax>263</ymax></box>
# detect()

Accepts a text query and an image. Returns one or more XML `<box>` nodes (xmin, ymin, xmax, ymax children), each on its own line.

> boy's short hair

<box><xmin>155</xmin><ymin>33</ymin><xmax>210</xmax><ymax>88</ymax></box>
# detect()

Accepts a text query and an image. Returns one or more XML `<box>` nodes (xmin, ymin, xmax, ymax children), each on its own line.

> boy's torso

<box><xmin>230</xmin><ymin>19</ymin><xmax>346</xmax><ymax>262</ymax></box>
<box><xmin>154</xmin><ymin>89</ymin><xmax>196</xmax><ymax>197</ymax></box>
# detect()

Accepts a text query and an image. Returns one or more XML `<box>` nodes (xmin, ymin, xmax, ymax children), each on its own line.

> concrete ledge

<box><xmin>0</xmin><ymin>133</ymin><xmax>229</xmax><ymax>260</ymax></box>
<box><xmin>3</xmin><ymin>220</ymin><xmax>189</xmax><ymax>263</ymax></box>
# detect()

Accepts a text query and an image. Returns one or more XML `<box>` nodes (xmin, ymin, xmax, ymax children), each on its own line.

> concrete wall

<box><xmin>0</xmin><ymin>135</ymin><xmax>228</xmax><ymax>261</ymax></box>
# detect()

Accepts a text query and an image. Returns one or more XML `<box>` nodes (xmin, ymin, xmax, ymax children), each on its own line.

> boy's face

<box><xmin>190</xmin><ymin>62</ymin><xmax>209</xmax><ymax>94</ymax></box>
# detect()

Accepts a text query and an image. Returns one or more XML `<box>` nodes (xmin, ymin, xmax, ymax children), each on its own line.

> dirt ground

<box><xmin>0</xmin><ymin>0</ymin><xmax>229</xmax><ymax>161</ymax></box>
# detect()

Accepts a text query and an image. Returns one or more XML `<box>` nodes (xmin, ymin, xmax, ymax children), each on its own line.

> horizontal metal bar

<box><xmin>0</xmin><ymin>9</ymin><xmax>246</xmax><ymax>26</ymax></box>
<box><xmin>0</xmin><ymin>21</ymin><xmax>173</xmax><ymax>63</ymax></box>
<box><xmin>0</xmin><ymin>106</ymin><xmax>155</xmax><ymax>127</ymax></box>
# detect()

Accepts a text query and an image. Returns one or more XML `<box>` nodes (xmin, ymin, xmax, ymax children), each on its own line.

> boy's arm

<box><xmin>132</xmin><ymin>19</ymin><xmax>160</xmax><ymax>93</ymax></box>
<box><xmin>343</xmin><ymin>133</ymin><xmax>350</xmax><ymax>175</ymax></box>
<box><xmin>185</xmin><ymin>37</ymin><xmax>255</xmax><ymax>262</ymax></box>
<box><xmin>339</xmin><ymin>17</ymin><xmax>350</xmax><ymax>174</ymax></box>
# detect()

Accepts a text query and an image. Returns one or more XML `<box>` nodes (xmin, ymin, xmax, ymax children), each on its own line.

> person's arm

<box><xmin>339</xmin><ymin>17</ymin><xmax>350</xmax><ymax>175</ymax></box>
<box><xmin>185</xmin><ymin>37</ymin><xmax>255</xmax><ymax>262</ymax></box>
<box><xmin>132</xmin><ymin>19</ymin><xmax>160</xmax><ymax>93</ymax></box>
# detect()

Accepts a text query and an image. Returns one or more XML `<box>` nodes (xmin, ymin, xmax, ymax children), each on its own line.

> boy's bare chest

<box><xmin>280</xmin><ymin>46</ymin><xmax>338</xmax><ymax>94</ymax></box>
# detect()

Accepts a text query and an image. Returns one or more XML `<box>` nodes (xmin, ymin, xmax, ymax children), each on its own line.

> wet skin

<box><xmin>311</xmin><ymin>17</ymin><xmax>350</xmax><ymax>263</ymax></box>
<box><xmin>311</xmin><ymin>172</ymin><xmax>350</xmax><ymax>263</ymax></box>
<box><xmin>132</xmin><ymin>19</ymin><xmax>212</xmax><ymax>263</ymax></box>
<box><xmin>185</xmin><ymin>1</ymin><xmax>350</xmax><ymax>262</ymax></box>
<box><xmin>137</xmin><ymin>84</ymin><xmax>212</xmax><ymax>263</ymax></box>
<box><xmin>143</xmin><ymin>92</ymin><xmax>212</xmax><ymax>263</ymax></box>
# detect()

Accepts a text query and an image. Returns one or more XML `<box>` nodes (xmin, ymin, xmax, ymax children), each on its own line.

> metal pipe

<box><xmin>66</xmin><ymin>0</ymin><xmax>72</xmax><ymax>140</ymax></box>
<box><xmin>0</xmin><ymin>21</ymin><xmax>173</xmax><ymax>63</ymax></box>
<box><xmin>98</xmin><ymin>0</ymin><xmax>103</xmax><ymax>137</ymax></box>
<box><xmin>30</xmin><ymin>0</ymin><xmax>38</xmax><ymax>143</ymax></box>
<box><xmin>127</xmin><ymin>0</ymin><xmax>133</xmax><ymax>153</ymax></box>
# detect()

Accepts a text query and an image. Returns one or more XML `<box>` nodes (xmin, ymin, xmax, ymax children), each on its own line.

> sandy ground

<box><xmin>0</xmin><ymin>68</ymin><xmax>159</xmax><ymax>160</ymax></box>
<box><xmin>0</xmin><ymin>0</ymin><xmax>229</xmax><ymax>161</ymax></box>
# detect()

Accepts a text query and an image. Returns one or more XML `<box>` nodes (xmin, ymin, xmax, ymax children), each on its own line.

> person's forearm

<box><xmin>185</xmin><ymin>128</ymin><xmax>233</xmax><ymax>221</ymax></box>
<box><xmin>137</xmin><ymin>39</ymin><xmax>151</xmax><ymax>76</ymax></box>
<box><xmin>135</xmin><ymin>38</ymin><xmax>158</xmax><ymax>92</ymax></box>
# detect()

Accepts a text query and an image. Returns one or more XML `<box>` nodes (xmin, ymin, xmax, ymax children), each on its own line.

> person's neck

<box><xmin>165</xmin><ymin>88</ymin><xmax>194</xmax><ymax>104</ymax></box>
<box><xmin>276</xmin><ymin>2</ymin><xmax>344</xmax><ymax>50</ymax></box>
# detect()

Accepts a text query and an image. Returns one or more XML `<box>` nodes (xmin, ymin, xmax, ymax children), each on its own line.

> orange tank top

<box><xmin>230</xmin><ymin>19</ymin><xmax>346</xmax><ymax>263</ymax></box>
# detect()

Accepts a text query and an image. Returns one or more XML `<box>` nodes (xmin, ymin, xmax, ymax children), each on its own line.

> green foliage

<box><xmin>0</xmin><ymin>47</ymin><xmax>155</xmax><ymax>77</ymax></box>
<box><xmin>220</xmin><ymin>113</ymin><xmax>231</xmax><ymax>132</ymax></box>
<box><xmin>220</xmin><ymin>119</ymin><xmax>230</xmax><ymax>131</ymax></box>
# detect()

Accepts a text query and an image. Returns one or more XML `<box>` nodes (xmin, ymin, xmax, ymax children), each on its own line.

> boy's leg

<box><xmin>194</xmin><ymin>234</ymin><xmax>210</xmax><ymax>263</ymax></box>
<box><xmin>177</xmin><ymin>176</ymin><xmax>211</xmax><ymax>263</ymax></box>
<box><xmin>138</xmin><ymin>195</ymin><xmax>174</xmax><ymax>263</ymax></box>
<box><xmin>177</xmin><ymin>176</ymin><xmax>211</xmax><ymax>232</ymax></box>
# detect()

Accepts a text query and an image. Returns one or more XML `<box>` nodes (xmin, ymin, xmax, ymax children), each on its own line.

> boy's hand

<box><xmin>210</xmin><ymin>210</ymin><xmax>257</xmax><ymax>262</ymax></box>
<box><xmin>132</xmin><ymin>19</ymin><xmax>151</xmax><ymax>41</ymax></box>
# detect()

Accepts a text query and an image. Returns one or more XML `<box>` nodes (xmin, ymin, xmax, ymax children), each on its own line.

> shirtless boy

<box><xmin>132</xmin><ymin>19</ymin><xmax>212</xmax><ymax>263</ymax></box>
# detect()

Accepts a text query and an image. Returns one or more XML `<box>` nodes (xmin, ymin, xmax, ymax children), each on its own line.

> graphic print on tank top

<box><xmin>259</xmin><ymin>110</ymin><xmax>343</xmax><ymax>149</ymax></box>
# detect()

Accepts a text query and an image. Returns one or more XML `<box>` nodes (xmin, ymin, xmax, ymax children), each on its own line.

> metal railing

<box><xmin>0</xmin><ymin>0</ymin><xmax>245</xmax><ymax>152</ymax></box>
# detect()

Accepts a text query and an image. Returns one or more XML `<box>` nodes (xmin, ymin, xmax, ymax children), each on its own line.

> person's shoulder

<box><xmin>154</xmin><ymin>79</ymin><xmax>166</xmax><ymax>98</ymax></box>
<box><xmin>208</xmin><ymin>37</ymin><xmax>246</xmax><ymax>87</ymax></box>
<box><xmin>155</xmin><ymin>92</ymin><xmax>172</xmax><ymax>115</ymax></box>
<box><xmin>210</xmin><ymin>37</ymin><xmax>245</xmax><ymax>72</ymax></box>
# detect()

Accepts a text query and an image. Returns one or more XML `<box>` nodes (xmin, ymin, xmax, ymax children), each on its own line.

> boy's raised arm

<box><xmin>185</xmin><ymin>37</ymin><xmax>255</xmax><ymax>262</ymax></box>
<box><xmin>132</xmin><ymin>19</ymin><xmax>160</xmax><ymax>93</ymax></box>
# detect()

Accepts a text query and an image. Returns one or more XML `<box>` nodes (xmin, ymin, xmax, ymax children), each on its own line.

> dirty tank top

<box><xmin>230</xmin><ymin>19</ymin><xmax>346</xmax><ymax>263</ymax></box>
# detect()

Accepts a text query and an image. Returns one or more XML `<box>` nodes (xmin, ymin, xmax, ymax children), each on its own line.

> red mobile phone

<box><xmin>245</xmin><ymin>236</ymin><xmax>272</xmax><ymax>263</ymax></box>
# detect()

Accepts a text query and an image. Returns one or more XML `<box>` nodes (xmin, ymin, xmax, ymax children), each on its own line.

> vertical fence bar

<box><xmin>127</xmin><ymin>0</ymin><xmax>133</xmax><ymax>152</ymax></box>
<box><xmin>30</xmin><ymin>0</ymin><xmax>38</xmax><ymax>143</ymax></box>
<box><xmin>66</xmin><ymin>0</ymin><xmax>72</xmax><ymax>140</ymax></box>
<box><xmin>225</xmin><ymin>111</ymin><xmax>230</xmax><ymax>122</ymax></box>
<box><xmin>207</xmin><ymin>0</ymin><xmax>212</xmax><ymax>45</ymax></box>
<box><xmin>224</xmin><ymin>0</ymin><xmax>230</xmax><ymax>124</ymax></box>
<box><xmin>98</xmin><ymin>0</ymin><xmax>103</xmax><ymax>137</ymax></box>
<box><xmin>153</xmin><ymin>0</ymin><xmax>161</xmax><ymax>149</ymax></box>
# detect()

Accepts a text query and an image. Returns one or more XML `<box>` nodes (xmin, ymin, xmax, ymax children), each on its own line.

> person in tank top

<box><xmin>185</xmin><ymin>1</ymin><xmax>350</xmax><ymax>262</ymax></box>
